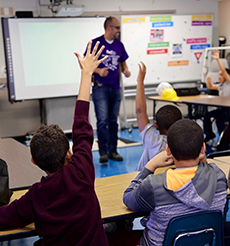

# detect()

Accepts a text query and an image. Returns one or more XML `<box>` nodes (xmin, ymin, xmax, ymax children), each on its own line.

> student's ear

<box><xmin>154</xmin><ymin>122</ymin><xmax>159</xmax><ymax>130</ymax></box>
<box><xmin>200</xmin><ymin>142</ymin><xmax>206</xmax><ymax>154</ymax></box>
<box><xmin>199</xmin><ymin>143</ymin><xmax>207</xmax><ymax>163</ymax></box>
<box><xmin>166</xmin><ymin>144</ymin><xmax>172</xmax><ymax>156</ymax></box>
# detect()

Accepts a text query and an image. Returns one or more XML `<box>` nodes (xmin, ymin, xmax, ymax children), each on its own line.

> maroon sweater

<box><xmin>0</xmin><ymin>100</ymin><xmax>109</xmax><ymax>246</ymax></box>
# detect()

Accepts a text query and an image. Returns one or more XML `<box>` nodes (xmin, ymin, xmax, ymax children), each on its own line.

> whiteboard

<box><xmin>2</xmin><ymin>17</ymin><xmax>106</xmax><ymax>101</ymax></box>
<box><xmin>121</xmin><ymin>14</ymin><xmax>213</xmax><ymax>86</ymax></box>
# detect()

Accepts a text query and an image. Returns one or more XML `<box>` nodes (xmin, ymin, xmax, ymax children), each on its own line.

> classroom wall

<box><xmin>219</xmin><ymin>0</ymin><xmax>230</xmax><ymax>45</ymax></box>
<box><xmin>0</xmin><ymin>0</ymin><xmax>220</xmax><ymax>137</ymax></box>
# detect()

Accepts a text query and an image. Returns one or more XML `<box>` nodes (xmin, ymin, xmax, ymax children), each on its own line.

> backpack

<box><xmin>0</xmin><ymin>159</ymin><xmax>13</xmax><ymax>206</ymax></box>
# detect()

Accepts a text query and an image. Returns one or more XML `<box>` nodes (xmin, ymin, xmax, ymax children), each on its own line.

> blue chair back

<box><xmin>163</xmin><ymin>210</ymin><xmax>224</xmax><ymax>246</ymax></box>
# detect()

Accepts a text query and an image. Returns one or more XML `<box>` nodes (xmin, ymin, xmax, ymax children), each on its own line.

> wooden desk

<box><xmin>1</xmin><ymin>161</ymin><xmax>228</xmax><ymax>242</ymax></box>
<box><xmin>213</xmin><ymin>156</ymin><xmax>230</xmax><ymax>165</ymax></box>
<box><xmin>183</xmin><ymin>96</ymin><xmax>230</xmax><ymax>108</ymax></box>
<box><xmin>207</xmin><ymin>158</ymin><xmax>230</xmax><ymax>179</ymax></box>
<box><xmin>0</xmin><ymin>166</ymin><xmax>173</xmax><ymax>241</ymax></box>
<box><xmin>96</xmin><ymin>166</ymin><xmax>171</xmax><ymax>223</ymax></box>
<box><xmin>95</xmin><ymin>171</ymin><xmax>142</xmax><ymax>223</ymax></box>
<box><xmin>148</xmin><ymin>94</ymin><xmax>230</xmax><ymax>117</ymax></box>
<box><xmin>0</xmin><ymin>138</ymin><xmax>45</xmax><ymax>190</ymax></box>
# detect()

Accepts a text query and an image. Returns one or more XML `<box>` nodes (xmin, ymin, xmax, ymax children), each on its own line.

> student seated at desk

<box><xmin>123</xmin><ymin>119</ymin><xmax>228</xmax><ymax>246</ymax></box>
<box><xmin>0</xmin><ymin>42</ymin><xmax>109</xmax><ymax>246</ymax></box>
<box><xmin>136</xmin><ymin>62</ymin><xmax>182</xmax><ymax>171</ymax></box>
<box><xmin>204</xmin><ymin>50</ymin><xmax>230</xmax><ymax>142</ymax></box>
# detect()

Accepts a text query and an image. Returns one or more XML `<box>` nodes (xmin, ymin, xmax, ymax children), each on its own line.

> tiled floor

<box><xmin>94</xmin><ymin>127</ymin><xmax>144</xmax><ymax>178</ymax></box>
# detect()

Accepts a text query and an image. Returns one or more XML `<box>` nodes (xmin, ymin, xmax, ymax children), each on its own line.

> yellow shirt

<box><xmin>166</xmin><ymin>166</ymin><xmax>198</xmax><ymax>190</ymax></box>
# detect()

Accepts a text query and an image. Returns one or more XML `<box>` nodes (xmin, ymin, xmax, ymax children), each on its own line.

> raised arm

<box><xmin>136</xmin><ymin>62</ymin><xmax>149</xmax><ymax>132</ymax></box>
<box><xmin>212</xmin><ymin>50</ymin><xmax>230</xmax><ymax>82</ymax></box>
<box><xmin>72</xmin><ymin>41</ymin><xmax>108</xmax><ymax>180</ymax></box>
<box><xmin>206</xmin><ymin>76</ymin><xmax>218</xmax><ymax>90</ymax></box>
<box><xmin>123</xmin><ymin>151</ymin><xmax>173</xmax><ymax>212</ymax></box>
<box><xmin>145</xmin><ymin>150</ymin><xmax>173</xmax><ymax>172</ymax></box>
<box><xmin>74</xmin><ymin>41</ymin><xmax>108</xmax><ymax>101</ymax></box>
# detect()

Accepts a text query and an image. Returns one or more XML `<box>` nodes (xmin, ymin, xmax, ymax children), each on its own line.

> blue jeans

<box><xmin>92</xmin><ymin>83</ymin><xmax>121</xmax><ymax>155</ymax></box>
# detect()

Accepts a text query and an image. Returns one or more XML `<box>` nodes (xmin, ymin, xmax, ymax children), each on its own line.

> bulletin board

<box><xmin>121</xmin><ymin>14</ymin><xmax>213</xmax><ymax>86</ymax></box>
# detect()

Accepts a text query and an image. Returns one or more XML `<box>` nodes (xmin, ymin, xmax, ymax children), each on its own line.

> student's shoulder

<box><xmin>139</xmin><ymin>171</ymin><xmax>167</xmax><ymax>197</ymax></box>
<box><xmin>141</xmin><ymin>123</ymin><xmax>164</xmax><ymax>142</ymax></box>
<box><xmin>142</xmin><ymin>169</ymin><xmax>165</xmax><ymax>185</ymax></box>
<box><xmin>206</xmin><ymin>162</ymin><xmax>226</xmax><ymax>179</ymax></box>
<box><xmin>141</xmin><ymin>123</ymin><xmax>154</xmax><ymax>135</ymax></box>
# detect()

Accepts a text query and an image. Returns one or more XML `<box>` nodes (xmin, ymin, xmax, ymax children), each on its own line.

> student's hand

<box><xmin>211</xmin><ymin>50</ymin><xmax>220</xmax><ymax>60</ymax></box>
<box><xmin>123</xmin><ymin>69</ymin><xmax>131</xmax><ymax>78</ymax></box>
<box><xmin>137</xmin><ymin>62</ymin><xmax>146</xmax><ymax>84</ymax></box>
<box><xmin>206</xmin><ymin>76</ymin><xmax>212</xmax><ymax>88</ymax></box>
<box><xmin>206</xmin><ymin>76</ymin><xmax>217</xmax><ymax>90</ymax></box>
<box><xmin>206</xmin><ymin>76</ymin><xmax>212</xmax><ymax>84</ymax></box>
<box><xmin>74</xmin><ymin>41</ymin><xmax>108</xmax><ymax>75</ymax></box>
<box><xmin>199</xmin><ymin>152</ymin><xmax>207</xmax><ymax>164</ymax></box>
<box><xmin>145</xmin><ymin>151</ymin><xmax>174</xmax><ymax>172</ymax></box>
<box><xmin>98</xmin><ymin>67</ymin><xmax>109</xmax><ymax>77</ymax></box>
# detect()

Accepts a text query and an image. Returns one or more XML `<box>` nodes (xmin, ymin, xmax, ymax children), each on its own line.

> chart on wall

<box><xmin>121</xmin><ymin>14</ymin><xmax>213</xmax><ymax>86</ymax></box>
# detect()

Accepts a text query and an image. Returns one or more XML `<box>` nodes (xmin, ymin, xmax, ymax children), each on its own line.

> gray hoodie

<box><xmin>123</xmin><ymin>162</ymin><xmax>228</xmax><ymax>246</ymax></box>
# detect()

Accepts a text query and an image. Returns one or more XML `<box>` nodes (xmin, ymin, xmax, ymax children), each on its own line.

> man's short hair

<box><xmin>156</xmin><ymin>105</ymin><xmax>182</xmax><ymax>132</ymax></box>
<box><xmin>30</xmin><ymin>124</ymin><xmax>69</xmax><ymax>173</ymax></box>
<box><xmin>167</xmin><ymin>119</ymin><xmax>204</xmax><ymax>161</ymax></box>
<box><xmin>104</xmin><ymin>16</ymin><xmax>114</xmax><ymax>30</ymax></box>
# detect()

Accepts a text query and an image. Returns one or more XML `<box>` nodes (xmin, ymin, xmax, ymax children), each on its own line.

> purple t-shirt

<box><xmin>85</xmin><ymin>35</ymin><xmax>129</xmax><ymax>89</ymax></box>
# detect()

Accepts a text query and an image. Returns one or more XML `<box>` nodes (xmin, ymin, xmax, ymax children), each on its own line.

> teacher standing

<box><xmin>85</xmin><ymin>16</ymin><xmax>131</xmax><ymax>164</ymax></box>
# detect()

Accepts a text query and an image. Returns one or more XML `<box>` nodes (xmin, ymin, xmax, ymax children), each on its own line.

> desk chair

<box><xmin>206</xmin><ymin>58</ymin><xmax>229</xmax><ymax>83</ymax></box>
<box><xmin>206</xmin><ymin>149</ymin><xmax>230</xmax><ymax>158</ymax></box>
<box><xmin>163</xmin><ymin>210</ymin><xmax>224</xmax><ymax>246</ymax></box>
<box><xmin>187</xmin><ymin>104</ymin><xmax>208</xmax><ymax>121</ymax></box>
<box><xmin>207</xmin><ymin>114</ymin><xmax>230</xmax><ymax>151</ymax></box>
<box><xmin>202</xmin><ymin>58</ymin><xmax>229</xmax><ymax>134</ymax></box>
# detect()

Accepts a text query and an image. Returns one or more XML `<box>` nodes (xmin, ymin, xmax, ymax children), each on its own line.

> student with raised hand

<box><xmin>204</xmin><ymin>49</ymin><xmax>230</xmax><ymax>142</ymax></box>
<box><xmin>0</xmin><ymin>41</ymin><xmax>109</xmax><ymax>246</ymax></box>
<box><xmin>136</xmin><ymin>62</ymin><xmax>182</xmax><ymax>171</ymax></box>
<box><xmin>123</xmin><ymin>119</ymin><xmax>228</xmax><ymax>246</ymax></box>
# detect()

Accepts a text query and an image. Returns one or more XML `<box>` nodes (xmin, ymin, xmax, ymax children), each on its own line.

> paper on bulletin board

<box><xmin>121</xmin><ymin>14</ymin><xmax>212</xmax><ymax>86</ymax></box>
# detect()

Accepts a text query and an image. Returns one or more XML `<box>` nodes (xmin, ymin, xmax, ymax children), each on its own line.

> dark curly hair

<box><xmin>30</xmin><ymin>124</ymin><xmax>70</xmax><ymax>174</ymax></box>
<box><xmin>156</xmin><ymin>105</ymin><xmax>182</xmax><ymax>133</ymax></box>
<box><xmin>167</xmin><ymin>119</ymin><xmax>204</xmax><ymax>161</ymax></box>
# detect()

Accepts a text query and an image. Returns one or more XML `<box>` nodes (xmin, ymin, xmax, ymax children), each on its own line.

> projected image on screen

<box><xmin>2</xmin><ymin>17</ymin><xmax>106</xmax><ymax>101</ymax></box>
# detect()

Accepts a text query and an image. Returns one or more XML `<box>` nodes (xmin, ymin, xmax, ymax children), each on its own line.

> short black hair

<box><xmin>156</xmin><ymin>105</ymin><xmax>182</xmax><ymax>132</ymax></box>
<box><xmin>167</xmin><ymin>119</ymin><xmax>204</xmax><ymax>161</ymax></box>
<box><xmin>30</xmin><ymin>124</ymin><xmax>70</xmax><ymax>173</ymax></box>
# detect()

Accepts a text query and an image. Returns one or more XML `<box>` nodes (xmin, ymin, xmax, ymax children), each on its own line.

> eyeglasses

<box><xmin>109</xmin><ymin>25</ymin><xmax>120</xmax><ymax>30</ymax></box>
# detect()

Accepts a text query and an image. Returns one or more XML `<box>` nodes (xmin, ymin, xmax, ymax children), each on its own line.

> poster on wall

<box><xmin>121</xmin><ymin>14</ymin><xmax>213</xmax><ymax>86</ymax></box>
